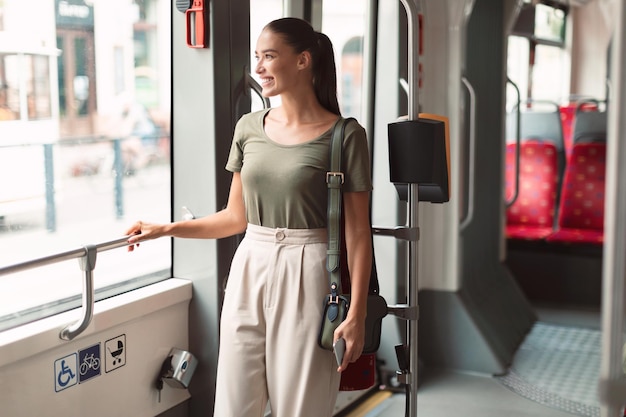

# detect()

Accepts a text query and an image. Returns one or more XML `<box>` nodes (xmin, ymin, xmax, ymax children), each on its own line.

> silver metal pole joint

<box><xmin>387</xmin><ymin>304</ymin><xmax>420</xmax><ymax>321</ymax></box>
<box><xmin>372</xmin><ymin>225</ymin><xmax>419</xmax><ymax>241</ymax></box>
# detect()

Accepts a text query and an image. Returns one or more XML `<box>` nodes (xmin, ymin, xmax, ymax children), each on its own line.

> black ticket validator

<box><xmin>388</xmin><ymin>114</ymin><xmax>450</xmax><ymax>203</ymax></box>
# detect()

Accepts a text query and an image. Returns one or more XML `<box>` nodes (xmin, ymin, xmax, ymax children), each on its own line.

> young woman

<box><xmin>125</xmin><ymin>17</ymin><xmax>373</xmax><ymax>417</ymax></box>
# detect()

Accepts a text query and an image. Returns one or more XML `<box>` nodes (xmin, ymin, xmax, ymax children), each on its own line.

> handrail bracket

<box><xmin>60</xmin><ymin>244</ymin><xmax>98</xmax><ymax>341</ymax></box>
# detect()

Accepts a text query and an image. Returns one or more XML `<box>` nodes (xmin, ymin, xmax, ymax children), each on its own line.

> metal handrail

<box><xmin>234</xmin><ymin>69</ymin><xmax>270</xmax><ymax>121</ymax></box>
<box><xmin>0</xmin><ymin>235</ymin><xmax>133</xmax><ymax>341</ymax></box>
<box><xmin>460</xmin><ymin>76</ymin><xmax>476</xmax><ymax>231</ymax></box>
<box><xmin>245</xmin><ymin>72</ymin><xmax>270</xmax><ymax>109</ymax></box>
<box><xmin>505</xmin><ymin>77</ymin><xmax>521</xmax><ymax>208</ymax></box>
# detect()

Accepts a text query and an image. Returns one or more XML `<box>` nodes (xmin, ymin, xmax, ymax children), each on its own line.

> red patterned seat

<box><xmin>505</xmin><ymin>141</ymin><xmax>559</xmax><ymax>240</ymax></box>
<box><xmin>546</xmin><ymin>142</ymin><xmax>606</xmax><ymax>245</ymax></box>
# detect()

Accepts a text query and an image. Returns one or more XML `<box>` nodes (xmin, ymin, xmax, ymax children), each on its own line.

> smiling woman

<box><xmin>122</xmin><ymin>16</ymin><xmax>373</xmax><ymax>417</ymax></box>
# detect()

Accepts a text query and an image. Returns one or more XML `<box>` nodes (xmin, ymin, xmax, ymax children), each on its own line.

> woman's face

<box><xmin>254</xmin><ymin>29</ymin><xmax>309</xmax><ymax>97</ymax></box>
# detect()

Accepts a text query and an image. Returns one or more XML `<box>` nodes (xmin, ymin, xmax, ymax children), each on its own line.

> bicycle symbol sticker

<box><xmin>105</xmin><ymin>334</ymin><xmax>126</xmax><ymax>373</ymax></box>
<box><xmin>54</xmin><ymin>353</ymin><xmax>78</xmax><ymax>392</ymax></box>
<box><xmin>78</xmin><ymin>343</ymin><xmax>101</xmax><ymax>383</ymax></box>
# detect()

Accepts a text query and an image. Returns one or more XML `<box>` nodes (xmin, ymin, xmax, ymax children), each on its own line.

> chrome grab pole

<box><xmin>599</xmin><ymin>0</ymin><xmax>626</xmax><ymax>415</ymax></box>
<box><xmin>504</xmin><ymin>78</ymin><xmax>521</xmax><ymax>208</ymax></box>
<box><xmin>399</xmin><ymin>1</ymin><xmax>420</xmax><ymax>415</ymax></box>
<box><xmin>460</xmin><ymin>76</ymin><xmax>477</xmax><ymax>230</ymax></box>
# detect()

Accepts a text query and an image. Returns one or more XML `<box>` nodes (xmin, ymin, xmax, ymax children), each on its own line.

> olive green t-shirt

<box><xmin>225</xmin><ymin>109</ymin><xmax>373</xmax><ymax>229</ymax></box>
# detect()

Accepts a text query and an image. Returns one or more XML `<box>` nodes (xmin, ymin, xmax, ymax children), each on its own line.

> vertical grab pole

<box><xmin>399</xmin><ymin>0</ymin><xmax>420</xmax><ymax>415</ymax></box>
<box><xmin>599</xmin><ymin>0</ymin><xmax>626</xmax><ymax>415</ymax></box>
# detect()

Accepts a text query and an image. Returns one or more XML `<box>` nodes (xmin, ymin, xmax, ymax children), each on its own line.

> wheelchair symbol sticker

<box><xmin>54</xmin><ymin>353</ymin><xmax>78</xmax><ymax>392</ymax></box>
<box><xmin>78</xmin><ymin>343</ymin><xmax>101</xmax><ymax>383</ymax></box>
<box><xmin>105</xmin><ymin>334</ymin><xmax>126</xmax><ymax>373</ymax></box>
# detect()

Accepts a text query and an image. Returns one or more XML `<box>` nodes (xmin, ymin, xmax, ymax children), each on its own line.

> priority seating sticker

<box><xmin>54</xmin><ymin>353</ymin><xmax>78</xmax><ymax>392</ymax></box>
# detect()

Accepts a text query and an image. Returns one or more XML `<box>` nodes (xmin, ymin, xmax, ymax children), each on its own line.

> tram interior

<box><xmin>0</xmin><ymin>0</ymin><xmax>623</xmax><ymax>416</ymax></box>
<box><xmin>338</xmin><ymin>0</ymin><xmax>613</xmax><ymax>415</ymax></box>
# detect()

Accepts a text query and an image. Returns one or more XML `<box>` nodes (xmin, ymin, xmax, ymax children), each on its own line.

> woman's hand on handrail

<box><xmin>125</xmin><ymin>173</ymin><xmax>247</xmax><ymax>252</ymax></box>
<box><xmin>125</xmin><ymin>221</ymin><xmax>166</xmax><ymax>252</ymax></box>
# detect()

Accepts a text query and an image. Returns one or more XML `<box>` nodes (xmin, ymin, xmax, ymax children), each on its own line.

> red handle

<box><xmin>186</xmin><ymin>0</ymin><xmax>206</xmax><ymax>48</ymax></box>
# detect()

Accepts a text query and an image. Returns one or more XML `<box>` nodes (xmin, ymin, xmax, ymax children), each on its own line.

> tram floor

<box><xmin>338</xmin><ymin>304</ymin><xmax>602</xmax><ymax>417</ymax></box>
<box><xmin>339</xmin><ymin>368</ymin><xmax>581</xmax><ymax>417</ymax></box>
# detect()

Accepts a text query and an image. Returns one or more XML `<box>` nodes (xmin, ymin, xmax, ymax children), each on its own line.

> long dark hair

<box><xmin>264</xmin><ymin>18</ymin><xmax>341</xmax><ymax>116</ymax></box>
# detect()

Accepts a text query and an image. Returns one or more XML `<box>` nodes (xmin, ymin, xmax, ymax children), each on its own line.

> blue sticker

<box><xmin>54</xmin><ymin>353</ymin><xmax>78</xmax><ymax>392</ymax></box>
<box><xmin>78</xmin><ymin>343</ymin><xmax>101</xmax><ymax>383</ymax></box>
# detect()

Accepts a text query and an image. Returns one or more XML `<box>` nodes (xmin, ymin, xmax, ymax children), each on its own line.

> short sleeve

<box><xmin>225</xmin><ymin>117</ymin><xmax>245</xmax><ymax>173</ymax></box>
<box><xmin>343</xmin><ymin>120</ymin><xmax>373</xmax><ymax>193</ymax></box>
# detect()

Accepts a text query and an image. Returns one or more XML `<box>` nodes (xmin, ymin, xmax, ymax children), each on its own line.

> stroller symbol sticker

<box><xmin>105</xmin><ymin>334</ymin><xmax>126</xmax><ymax>373</ymax></box>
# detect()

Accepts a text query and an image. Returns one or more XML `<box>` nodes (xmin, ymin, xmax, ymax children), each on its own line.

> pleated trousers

<box><xmin>213</xmin><ymin>224</ymin><xmax>340</xmax><ymax>417</ymax></box>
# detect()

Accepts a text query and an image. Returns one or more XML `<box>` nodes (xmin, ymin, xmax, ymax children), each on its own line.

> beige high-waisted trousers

<box><xmin>213</xmin><ymin>224</ymin><xmax>341</xmax><ymax>417</ymax></box>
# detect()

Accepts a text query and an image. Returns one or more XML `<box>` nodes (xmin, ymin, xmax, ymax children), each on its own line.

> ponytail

<box><xmin>264</xmin><ymin>18</ymin><xmax>341</xmax><ymax>115</ymax></box>
<box><xmin>313</xmin><ymin>33</ymin><xmax>340</xmax><ymax>116</ymax></box>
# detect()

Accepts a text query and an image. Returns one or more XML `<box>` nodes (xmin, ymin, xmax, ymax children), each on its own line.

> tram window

<box><xmin>532</xmin><ymin>43</ymin><xmax>568</xmax><ymax>101</ymax></box>
<box><xmin>249</xmin><ymin>0</ymin><xmax>283</xmax><ymax>111</ymax></box>
<box><xmin>507</xmin><ymin>35</ymin><xmax>568</xmax><ymax>104</ymax></box>
<box><xmin>507</xmin><ymin>36</ymin><xmax>531</xmax><ymax>107</ymax></box>
<box><xmin>0</xmin><ymin>0</ymin><xmax>171</xmax><ymax>332</ymax></box>
<box><xmin>247</xmin><ymin>1</ymin><xmax>367</xmax><ymax>116</ymax></box>
<box><xmin>322</xmin><ymin>0</ymin><xmax>367</xmax><ymax>120</ymax></box>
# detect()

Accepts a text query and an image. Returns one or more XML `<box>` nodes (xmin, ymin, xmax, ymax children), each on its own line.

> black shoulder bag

<box><xmin>317</xmin><ymin>117</ymin><xmax>387</xmax><ymax>354</ymax></box>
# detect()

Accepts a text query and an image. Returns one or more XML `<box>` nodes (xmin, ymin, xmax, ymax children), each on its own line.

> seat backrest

<box><xmin>556</xmin><ymin>142</ymin><xmax>606</xmax><ymax>231</ymax></box>
<box><xmin>572</xmin><ymin>110</ymin><xmax>607</xmax><ymax>144</ymax></box>
<box><xmin>506</xmin><ymin>110</ymin><xmax>564</xmax><ymax>149</ymax></box>
<box><xmin>506</xmin><ymin>107</ymin><xmax>566</xmax><ymax>181</ymax></box>
<box><xmin>505</xmin><ymin>141</ymin><xmax>559</xmax><ymax>228</ymax></box>
<box><xmin>559</xmin><ymin>101</ymin><xmax>598</xmax><ymax>156</ymax></box>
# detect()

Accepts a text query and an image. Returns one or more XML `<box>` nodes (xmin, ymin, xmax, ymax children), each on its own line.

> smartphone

<box><xmin>333</xmin><ymin>338</ymin><xmax>346</xmax><ymax>366</ymax></box>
